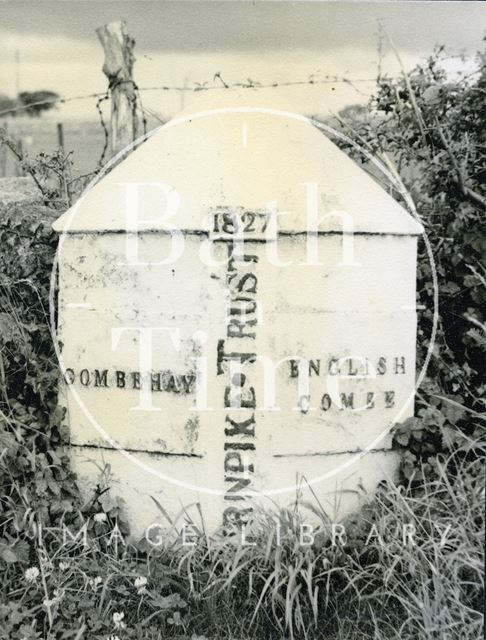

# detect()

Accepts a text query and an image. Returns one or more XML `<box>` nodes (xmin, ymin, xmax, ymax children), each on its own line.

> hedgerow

<box><xmin>333</xmin><ymin>42</ymin><xmax>486</xmax><ymax>481</ymax></box>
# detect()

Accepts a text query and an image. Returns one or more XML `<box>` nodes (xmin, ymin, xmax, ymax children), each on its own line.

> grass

<box><xmin>169</xmin><ymin>445</ymin><xmax>484</xmax><ymax>640</ymax></box>
<box><xmin>0</xmin><ymin>436</ymin><xmax>483</xmax><ymax>639</ymax></box>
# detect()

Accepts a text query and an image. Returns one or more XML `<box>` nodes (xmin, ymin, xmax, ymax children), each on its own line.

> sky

<box><xmin>1</xmin><ymin>1</ymin><xmax>485</xmax><ymax>120</ymax></box>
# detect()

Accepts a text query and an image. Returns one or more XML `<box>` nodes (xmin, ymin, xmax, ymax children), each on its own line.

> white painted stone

<box><xmin>54</xmin><ymin>91</ymin><xmax>422</xmax><ymax>536</ymax></box>
<box><xmin>70</xmin><ymin>446</ymin><xmax>399</xmax><ymax>539</ymax></box>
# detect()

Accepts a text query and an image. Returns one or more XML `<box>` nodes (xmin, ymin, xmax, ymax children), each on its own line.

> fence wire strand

<box><xmin>0</xmin><ymin>75</ymin><xmax>381</xmax><ymax>119</ymax></box>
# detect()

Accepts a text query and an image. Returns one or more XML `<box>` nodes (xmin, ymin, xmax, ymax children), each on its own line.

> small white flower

<box><xmin>94</xmin><ymin>512</ymin><xmax>108</xmax><ymax>524</ymax></box>
<box><xmin>59</xmin><ymin>561</ymin><xmax>70</xmax><ymax>571</ymax></box>
<box><xmin>53</xmin><ymin>587</ymin><xmax>65</xmax><ymax>601</ymax></box>
<box><xmin>42</xmin><ymin>588</ymin><xmax>64</xmax><ymax>610</ymax></box>
<box><xmin>134</xmin><ymin>575</ymin><xmax>147</xmax><ymax>593</ymax></box>
<box><xmin>112</xmin><ymin>611</ymin><xmax>126</xmax><ymax>630</ymax></box>
<box><xmin>89</xmin><ymin>576</ymin><xmax>103</xmax><ymax>590</ymax></box>
<box><xmin>24</xmin><ymin>566</ymin><xmax>40</xmax><ymax>583</ymax></box>
<box><xmin>168</xmin><ymin>611</ymin><xmax>182</xmax><ymax>626</ymax></box>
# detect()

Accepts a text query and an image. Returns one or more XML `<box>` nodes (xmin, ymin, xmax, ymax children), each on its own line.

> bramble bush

<box><xmin>0</xmin><ymin>42</ymin><xmax>484</xmax><ymax>640</ymax></box>
<box><xmin>333</xmin><ymin>41</ymin><xmax>486</xmax><ymax>481</ymax></box>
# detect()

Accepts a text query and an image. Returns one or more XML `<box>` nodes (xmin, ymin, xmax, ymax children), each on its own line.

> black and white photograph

<box><xmin>0</xmin><ymin>1</ymin><xmax>484</xmax><ymax>639</ymax></box>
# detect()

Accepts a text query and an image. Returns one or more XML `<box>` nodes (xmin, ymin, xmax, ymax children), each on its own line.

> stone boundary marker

<box><xmin>53</xmin><ymin>93</ymin><xmax>423</xmax><ymax>537</ymax></box>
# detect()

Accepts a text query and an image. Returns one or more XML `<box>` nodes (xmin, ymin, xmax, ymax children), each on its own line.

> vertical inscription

<box><xmin>217</xmin><ymin>232</ymin><xmax>259</xmax><ymax>527</ymax></box>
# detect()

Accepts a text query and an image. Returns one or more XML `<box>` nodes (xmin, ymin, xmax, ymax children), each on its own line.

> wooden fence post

<box><xmin>57</xmin><ymin>123</ymin><xmax>64</xmax><ymax>151</ymax></box>
<box><xmin>96</xmin><ymin>20</ymin><xmax>139</xmax><ymax>157</ymax></box>
<box><xmin>15</xmin><ymin>138</ymin><xmax>24</xmax><ymax>177</ymax></box>
<box><xmin>0</xmin><ymin>121</ymin><xmax>7</xmax><ymax>177</ymax></box>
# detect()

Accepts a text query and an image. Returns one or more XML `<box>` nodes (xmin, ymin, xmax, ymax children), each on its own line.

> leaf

<box><xmin>149</xmin><ymin>593</ymin><xmax>186</xmax><ymax>610</ymax></box>
<box><xmin>395</xmin><ymin>431</ymin><xmax>410</xmax><ymax>446</ymax></box>
<box><xmin>99</xmin><ymin>493</ymin><xmax>118</xmax><ymax>513</ymax></box>
<box><xmin>0</xmin><ymin>547</ymin><xmax>18</xmax><ymax>563</ymax></box>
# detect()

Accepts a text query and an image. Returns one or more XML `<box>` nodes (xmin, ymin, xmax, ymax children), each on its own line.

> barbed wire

<box><xmin>94</xmin><ymin>94</ymin><xmax>110</xmax><ymax>168</ymax></box>
<box><xmin>0</xmin><ymin>45</ymin><xmax>477</xmax><ymax>120</ymax></box>
<box><xmin>0</xmin><ymin>75</ymin><xmax>383</xmax><ymax>119</ymax></box>
<box><xmin>0</xmin><ymin>91</ymin><xmax>107</xmax><ymax>119</ymax></box>
<box><xmin>140</xmin><ymin>75</ymin><xmax>378</xmax><ymax>92</ymax></box>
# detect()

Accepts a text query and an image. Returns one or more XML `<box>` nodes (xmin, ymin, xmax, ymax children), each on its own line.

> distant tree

<box><xmin>0</xmin><ymin>93</ymin><xmax>17</xmax><ymax>116</ymax></box>
<box><xmin>18</xmin><ymin>90</ymin><xmax>59</xmax><ymax>117</ymax></box>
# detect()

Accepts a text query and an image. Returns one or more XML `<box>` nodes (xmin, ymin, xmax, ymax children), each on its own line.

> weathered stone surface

<box><xmin>54</xmin><ymin>92</ymin><xmax>422</xmax><ymax>536</ymax></box>
<box><xmin>70</xmin><ymin>446</ymin><xmax>398</xmax><ymax>538</ymax></box>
